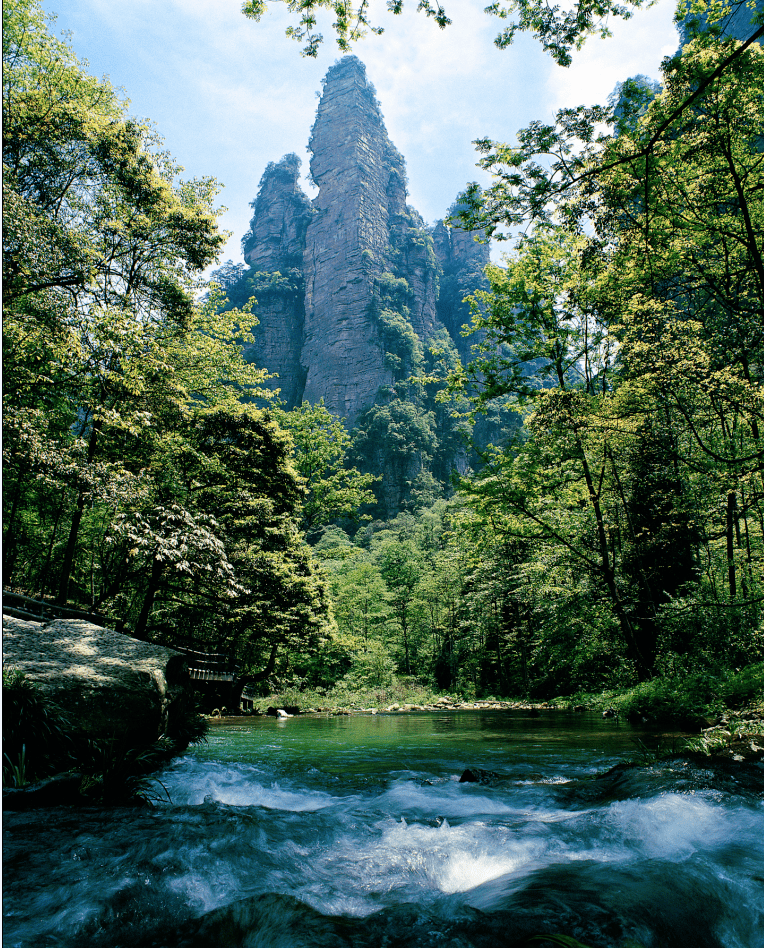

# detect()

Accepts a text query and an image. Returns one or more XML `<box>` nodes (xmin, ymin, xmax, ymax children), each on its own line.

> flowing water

<box><xmin>4</xmin><ymin>710</ymin><xmax>764</xmax><ymax>947</ymax></box>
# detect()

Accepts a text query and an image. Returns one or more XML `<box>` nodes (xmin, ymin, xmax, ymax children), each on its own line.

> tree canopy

<box><xmin>4</xmin><ymin>0</ymin><xmax>763</xmax><ymax>715</ymax></box>
<box><xmin>2</xmin><ymin>0</ymin><xmax>338</xmax><ymax>689</ymax></box>
<box><xmin>242</xmin><ymin>0</ymin><xmax>760</xmax><ymax>63</ymax></box>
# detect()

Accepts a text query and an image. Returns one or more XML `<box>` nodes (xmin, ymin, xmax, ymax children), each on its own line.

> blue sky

<box><xmin>41</xmin><ymin>0</ymin><xmax>679</xmax><ymax>267</ymax></box>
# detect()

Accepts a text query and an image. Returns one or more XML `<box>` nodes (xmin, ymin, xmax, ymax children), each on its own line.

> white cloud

<box><xmin>41</xmin><ymin>0</ymin><xmax>681</xmax><ymax>263</ymax></box>
<box><xmin>544</xmin><ymin>2</ymin><xmax>679</xmax><ymax>111</ymax></box>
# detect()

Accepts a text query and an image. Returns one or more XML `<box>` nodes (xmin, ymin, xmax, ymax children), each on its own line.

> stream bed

<box><xmin>4</xmin><ymin>710</ymin><xmax>764</xmax><ymax>947</ymax></box>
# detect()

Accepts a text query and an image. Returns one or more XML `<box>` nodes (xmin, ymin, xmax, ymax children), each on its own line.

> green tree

<box><xmin>242</xmin><ymin>0</ymin><xmax>679</xmax><ymax>63</ymax></box>
<box><xmin>458</xmin><ymin>225</ymin><xmax>659</xmax><ymax>672</ymax></box>
<box><xmin>164</xmin><ymin>405</ymin><xmax>331</xmax><ymax>691</ymax></box>
<box><xmin>2</xmin><ymin>0</ymin><xmax>335</xmax><ymax>692</ymax></box>
<box><xmin>376</xmin><ymin>538</ymin><xmax>422</xmax><ymax>675</ymax></box>
<box><xmin>2</xmin><ymin>0</ymin><xmax>225</xmax><ymax>603</ymax></box>
<box><xmin>453</xmin><ymin>28</ymin><xmax>764</xmax><ymax>685</ymax></box>
<box><xmin>277</xmin><ymin>401</ymin><xmax>376</xmax><ymax>540</ymax></box>
<box><xmin>352</xmin><ymin>401</ymin><xmax>438</xmax><ymax>517</ymax></box>
<box><xmin>599</xmin><ymin>33</ymin><xmax>764</xmax><ymax>644</ymax></box>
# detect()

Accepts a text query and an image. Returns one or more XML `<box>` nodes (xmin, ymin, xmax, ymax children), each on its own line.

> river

<box><xmin>4</xmin><ymin>710</ymin><xmax>764</xmax><ymax>947</ymax></box>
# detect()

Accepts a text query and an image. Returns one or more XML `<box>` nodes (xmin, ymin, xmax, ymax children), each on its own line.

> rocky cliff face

<box><xmin>239</xmin><ymin>56</ymin><xmax>485</xmax><ymax>426</ymax></box>
<box><xmin>243</xmin><ymin>153</ymin><xmax>314</xmax><ymax>273</ymax></box>
<box><xmin>231</xmin><ymin>55</ymin><xmax>491</xmax><ymax>514</ymax></box>
<box><xmin>301</xmin><ymin>57</ymin><xmax>400</xmax><ymax>422</ymax></box>
<box><xmin>432</xmin><ymin>217</ymin><xmax>491</xmax><ymax>364</ymax></box>
<box><xmin>238</xmin><ymin>155</ymin><xmax>314</xmax><ymax>407</ymax></box>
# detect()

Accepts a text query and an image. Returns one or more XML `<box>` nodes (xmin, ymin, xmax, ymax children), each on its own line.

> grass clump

<box><xmin>3</xmin><ymin>667</ymin><xmax>72</xmax><ymax>785</ymax></box>
<box><xmin>553</xmin><ymin>663</ymin><xmax>764</xmax><ymax>729</ymax></box>
<box><xmin>249</xmin><ymin>675</ymin><xmax>445</xmax><ymax>714</ymax></box>
<box><xmin>683</xmin><ymin>719</ymin><xmax>764</xmax><ymax>758</ymax></box>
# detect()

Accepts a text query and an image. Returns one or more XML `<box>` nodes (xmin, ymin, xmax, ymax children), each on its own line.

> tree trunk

<box><xmin>56</xmin><ymin>417</ymin><xmax>101</xmax><ymax>606</ymax></box>
<box><xmin>402</xmin><ymin>616</ymin><xmax>411</xmax><ymax>676</ymax></box>
<box><xmin>133</xmin><ymin>555</ymin><xmax>164</xmax><ymax>641</ymax></box>
<box><xmin>56</xmin><ymin>498</ymin><xmax>85</xmax><ymax>606</ymax></box>
<box><xmin>727</xmin><ymin>490</ymin><xmax>737</xmax><ymax>600</ymax></box>
<box><xmin>2</xmin><ymin>480</ymin><xmax>24</xmax><ymax>586</ymax></box>
<box><xmin>229</xmin><ymin>641</ymin><xmax>279</xmax><ymax>708</ymax></box>
<box><xmin>38</xmin><ymin>491</ymin><xmax>65</xmax><ymax>599</ymax></box>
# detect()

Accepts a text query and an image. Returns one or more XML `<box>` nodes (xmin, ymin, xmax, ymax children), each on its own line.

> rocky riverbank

<box><xmin>231</xmin><ymin>693</ymin><xmax>764</xmax><ymax>766</ymax></box>
<box><xmin>2</xmin><ymin>614</ymin><xmax>193</xmax><ymax>744</ymax></box>
<box><xmin>2</xmin><ymin>614</ymin><xmax>205</xmax><ymax>808</ymax></box>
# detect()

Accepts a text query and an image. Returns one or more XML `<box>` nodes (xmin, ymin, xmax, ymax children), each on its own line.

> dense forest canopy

<box><xmin>2</xmin><ymin>0</ymin><xmax>334</xmax><ymax>686</ymax></box>
<box><xmin>3</xmin><ymin>0</ymin><xmax>763</xmax><ymax>714</ymax></box>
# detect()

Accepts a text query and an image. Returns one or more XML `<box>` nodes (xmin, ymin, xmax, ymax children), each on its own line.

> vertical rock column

<box><xmin>301</xmin><ymin>56</ymin><xmax>406</xmax><ymax>426</ymax></box>
<box><xmin>432</xmin><ymin>218</ymin><xmax>491</xmax><ymax>365</ymax></box>
<box><xmin>241</xmin><ymin>155</ymin><xmax>315</xmax><ymax>408</ymax></box>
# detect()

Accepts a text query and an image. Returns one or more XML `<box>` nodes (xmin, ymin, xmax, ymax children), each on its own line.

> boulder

<box><xmin>459</xmin><ymin>768</ymin><xmax>501</xmax><ymax>785</ymax></box>
<box><xmin>2</xmin><ymin>614</ymin><xmax>191</xmax><ymax>747</ymax></box>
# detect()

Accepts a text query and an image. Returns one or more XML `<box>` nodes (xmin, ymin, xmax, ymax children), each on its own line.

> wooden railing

<box><xmin>171</xmin><ymin>645</ymin><xmax>241</xmax><ymax>683</ymax></box>
<box><xmin>3</xmin><ymin>591</ymin><xmax>240</xmax><ymax>685</ymax></box>
<box><xmin>2</xmin><ymin>590</ymin><xmax>109</xmax><ymax>627</ymax></box>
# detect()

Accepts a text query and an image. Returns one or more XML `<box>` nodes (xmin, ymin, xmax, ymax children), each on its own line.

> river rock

<box><xmin>2</xmin><ymin>614</ymin><xmax>191</xmax><ymax>746</ymax></box>
<box><xmin>459</xmin><ymin>768</ymin><xmax>501</xmax><ymax>785</ymax></box>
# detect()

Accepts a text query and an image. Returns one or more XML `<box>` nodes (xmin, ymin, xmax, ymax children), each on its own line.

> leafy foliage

<box><xmin>309</xmin><ymin>17</ymin><xmax>764</xmax><ymax>707</ymax></box>
<box><xmin>2</xmin><ymin>0</ymin><xmax>334</xmax><ymax>684</ymax></box>
<box><xmin>242</xmin><ymin>0</ymin><xmax>663</xmax><ymax>64</ymax></box>
<box><xmin>277</xmin><ymin>401</ymin><xmax>376</xmax><ymax>539</ymax></box>
<box><xmin>2</xmin><ymin>668</ymin><xmax>71</xmax><ymax>783</ymax></box>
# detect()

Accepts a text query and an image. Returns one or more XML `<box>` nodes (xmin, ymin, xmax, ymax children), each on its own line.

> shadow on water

<box><xmin>136</xmin><ymin>859</ymin><xmax>744</xmax><ymax>948</ymax></box>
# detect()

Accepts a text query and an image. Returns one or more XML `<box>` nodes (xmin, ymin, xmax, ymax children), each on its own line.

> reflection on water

<box><xmin>4</xmin><ymin>711</ymin><xmax>763</xmax><ymax>948</ymax></box>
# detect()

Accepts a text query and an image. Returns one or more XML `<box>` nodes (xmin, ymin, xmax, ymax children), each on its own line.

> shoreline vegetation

<box><xmin>221</xmin><ymin>670</ymin><xmax>764</xmax><ymax>765</ymax></box>
<box><xmin>233</xmin><ymin>663</ymin><xmax>764</xmax><ymax>726</ymax></box>
<box><xmin>231</xmin><ymin>669</ymin><xmax>764</xmax><ymax>767</ymax></box>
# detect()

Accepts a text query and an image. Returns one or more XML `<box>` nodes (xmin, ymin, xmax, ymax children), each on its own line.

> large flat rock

<box><xmin>2</xmin><ymin>615</ymin><xmax>191</xmax><ymax>745</ymax></box>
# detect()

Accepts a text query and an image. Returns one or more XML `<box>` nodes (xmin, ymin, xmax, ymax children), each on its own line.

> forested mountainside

<box><xmin>213</xmin><ymin>55</ymin><xmax>504</xmax><ymax>518</ymax></box>
<box><xmin>3</xmin><ymin>0</ymin><xmax>763</xmax><ymax>720</ymax></box>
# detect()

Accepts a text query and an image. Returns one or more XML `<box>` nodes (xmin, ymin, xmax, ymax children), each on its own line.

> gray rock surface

<box><xmin>240</xmin><ymin>155</ymin><xmax>314</xmax><ymax>407</ymax></box>
<box><xmin>301</xmin><ymin>56</ymin><xmax>403</xmax><ymax>424</ymax></box>
<box><xmin>241</xmin><ymin>55</ymin><xmax>488</xmax><ymax>427</ymax></box>
<box><xmin>2</xmin><ymin>614</ymin><xmax>191</xmax><ymax>745</ymax></box>
<box><xmin>243</xmin><ymin>154</ymin><xmax>315</xmax><ymax>273</ymax></box>
<box><xmin>432</xmin><ymin>218</ymin><xmax>491</xmax><ymax>364</ymax></box>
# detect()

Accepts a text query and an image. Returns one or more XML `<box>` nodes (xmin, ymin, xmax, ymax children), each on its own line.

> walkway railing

<box><xmin>171</xmin><ymin>645</ymin><xmax>241</xmax><ymax>682</ymax></box>
<box><xmin>3</xmin><ymin>591</ymin><xmax>240</xmax><ymax>685</ymax></box>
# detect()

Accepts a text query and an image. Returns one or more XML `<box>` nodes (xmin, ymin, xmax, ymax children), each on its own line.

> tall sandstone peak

<box><xmin>238</xmin><ymin>55</ymin><xmax>487</xmax><ymax>429</ymax></box>
<box><xmin>301</xmin><ymin>56</ymin><xmax>408</xmax><ymax>423</ymax></box>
